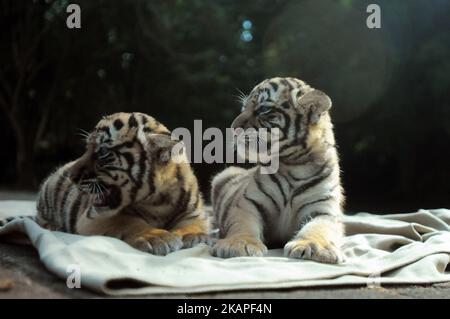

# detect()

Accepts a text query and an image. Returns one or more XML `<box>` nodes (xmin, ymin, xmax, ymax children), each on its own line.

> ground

<box><xmin>1</xmin><ymin>191</ymin><xmax>450</xmax><ymax>299</ymax></box>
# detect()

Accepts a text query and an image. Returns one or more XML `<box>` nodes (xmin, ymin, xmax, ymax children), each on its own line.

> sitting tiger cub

<box><xmin>36</xmin><ymin>112</ymin><xmax>211</xmax><ymax>255</ymax></box>
<box><xmin>211</xmin><ymin>77</ymin><xmax>345</xmax><ymax>263</ymax></box>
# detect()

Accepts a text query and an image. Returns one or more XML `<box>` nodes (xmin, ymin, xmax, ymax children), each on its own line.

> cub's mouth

<box><xmin>89</xmin><ymin>183</ymin><xmax>122</xmax><ymax>209</ymax></box>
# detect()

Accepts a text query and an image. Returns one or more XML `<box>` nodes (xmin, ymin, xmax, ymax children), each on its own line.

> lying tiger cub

<box><xmin>36</xmin><ymin>112</ymin><xmax>211</xmax><ymax>255</ymax></box>
<box><xmin>211</xmin><ymin>77</ymin><xmax>345</xmax><ymax>263</ymax></box>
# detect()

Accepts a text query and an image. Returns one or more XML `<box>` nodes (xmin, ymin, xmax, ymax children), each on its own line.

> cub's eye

<box><xmin>257</xmin><ymin>105</ymin><xmax>272</xmax><ymax>115</ymax></box>
<box><xmin>97</xmin><ymin>147</ymin><xmax>111</xmax><ymax>159</ymax></box>
<box><xmin>266</xmin><ymin>114</ymin><xmax>279</xmax><ymax>122</ymax></box>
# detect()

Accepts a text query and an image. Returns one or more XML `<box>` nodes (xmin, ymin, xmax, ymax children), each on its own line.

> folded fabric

<box><xmin>1</xmin><ymin>200</ymin><xmax>450</xmax><ymax>295</ymax></box>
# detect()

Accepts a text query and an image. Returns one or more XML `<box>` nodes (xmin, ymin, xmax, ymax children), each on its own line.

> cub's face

<box><xmin>69</xmin><ymin>112</ymin><xmax>175</xmax><ymax>216</ymax></box>
<box><xmin>232</xmin><ymin>77</ymin><xmax>332</xmax><ymax>159</ymax></box>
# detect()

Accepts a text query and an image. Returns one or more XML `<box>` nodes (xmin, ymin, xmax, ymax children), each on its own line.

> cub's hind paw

<box><xmin>284</xmin><ymin>239</ymin><xmax>344</xmax><ymax>264</ymax></box>
<box><xmin>211</xmin><ymin>236</ymin><xmax>268</xmax><ymax>258</ymax></box>
<box><xmin>129</xmin><ymin>229</ymin><xmax>183</xmax><ymax>256</ymax></box>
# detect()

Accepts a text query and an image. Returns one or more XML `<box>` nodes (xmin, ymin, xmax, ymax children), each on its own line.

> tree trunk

<box><xmin>9</xmin><ymin>114</ymin><xmax>36</xmax><ymax>189</ymax></box>
<box><xmin>15</xmin><ymin>137</ymin><xmax>35</xmax><ymax>189</ymax></box>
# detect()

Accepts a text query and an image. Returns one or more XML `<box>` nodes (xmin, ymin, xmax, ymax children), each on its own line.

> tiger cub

<box><xmin>36</xmin><ymin>112</ymin><xmax>211</xmax><ymax>255</ymax></box>
<box><xmin>211</xmin><ymin>77</ymin><xmax>345</xmax><ymax>263</ymax></box>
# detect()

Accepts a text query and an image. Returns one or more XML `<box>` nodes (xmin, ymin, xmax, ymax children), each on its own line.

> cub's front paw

<box><xmin>284</xmin><ymin>238</ymin><xmax>344</xmax><ymax>264</ymax></box>
<box><xmin>129</xmin><ymin>229</ymin><xmax>183</xmax><ymax>256</ymax></box>
<box><xmin>181</xmin><ymin>232</ymin><xmax>214</xmax><ymax>248</ymax></box>
<box><xmin>211</xmin><ymin>236</ymin><xmax>268</xmax><ymax>258</ymax></box>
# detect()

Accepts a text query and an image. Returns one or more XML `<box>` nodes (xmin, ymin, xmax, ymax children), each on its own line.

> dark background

<box><xmin>1</xmin><ymin>0</ymin><xmax>449</xmax><ymax>213</ymax></box>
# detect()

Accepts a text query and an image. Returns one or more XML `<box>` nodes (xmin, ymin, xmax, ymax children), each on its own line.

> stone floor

<box><xmin>1</xmin><ymin>191</ymin><xmax>450</xmax><ymax>299</ymax></box>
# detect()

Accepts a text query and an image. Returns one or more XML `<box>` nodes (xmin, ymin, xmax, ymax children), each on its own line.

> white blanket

<box><xmin>1</xmin><ymin>200</ymin><xmax>450</xmax><ymax>296</ymax></box>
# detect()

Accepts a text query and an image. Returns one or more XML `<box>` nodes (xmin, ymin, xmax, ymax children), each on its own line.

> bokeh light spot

<box><xmin>242</xmin><ymin>20</ymin><xmax>253</xmax><ymax>30</ymax></box>
<box><xmin>240</xmin><ymin>30</ymin><xmax>253</xmax><ymax>42</ymax></box>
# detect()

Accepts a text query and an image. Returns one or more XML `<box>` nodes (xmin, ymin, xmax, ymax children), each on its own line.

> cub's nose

<box><xmin>67</xmin><ymin>144</ymin><xmax>96</xmax><ymax>183</ymax></box>
<box><xmin>231</xmin><ymin>111</ymin><xmax>250</xmax><ymax>130</ymax></box>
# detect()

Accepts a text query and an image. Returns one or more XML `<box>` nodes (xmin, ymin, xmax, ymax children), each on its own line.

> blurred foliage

<box><xmin>0</xmin><ymin>0</ymin><xmax>449</xmax><ymax>211</ymax></box>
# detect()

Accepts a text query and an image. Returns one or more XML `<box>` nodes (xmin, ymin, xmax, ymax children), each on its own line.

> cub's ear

<box><xmin>145</xmin><ymin>133</ymin><xmax>181</xmax><ymax>163</ymax></box>
<box><xmin>297</xmin><ymin>89</ymin><xmax>332</xmax><ymax>125</ymax></box>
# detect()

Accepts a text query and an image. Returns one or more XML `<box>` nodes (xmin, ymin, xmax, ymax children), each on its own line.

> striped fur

<box><xmin>211</xmin><ymin>77</ymin><xmax>345</xmax><ymax>263</ymax></box>
<box><xmin>34</xmin><ymin>112</ymin><xmax>211</xmax><ymax>255</ymax></box>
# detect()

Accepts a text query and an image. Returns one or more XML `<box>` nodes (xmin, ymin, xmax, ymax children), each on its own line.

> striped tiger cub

<box><xmin>211</xmin><ymin>77</ymin><xmax>345</xmax><ymax>263</ymax></box>
<box><xmin>35</xmin><ymin>112</ymin><xmax>211</xmax><ymax>255</ymax></box>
